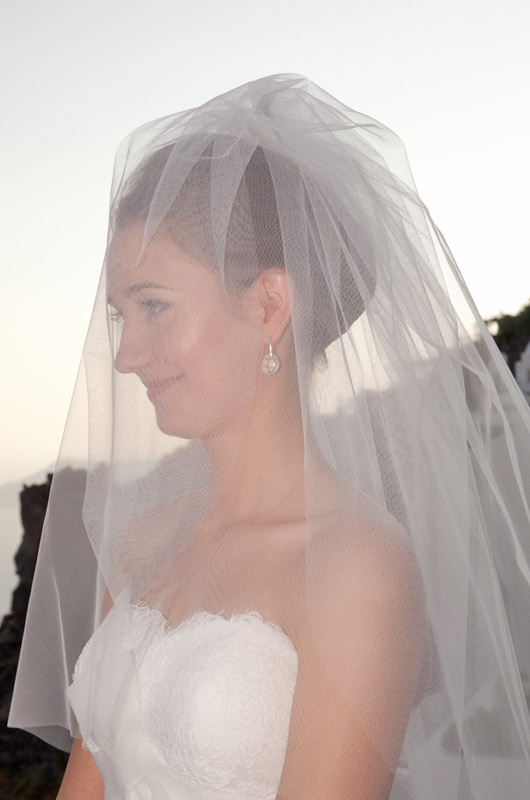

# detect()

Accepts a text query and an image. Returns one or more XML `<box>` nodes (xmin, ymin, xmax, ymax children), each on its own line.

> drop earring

<box><xmin>261</xmin><ymin>341</ymin><xmax>280</xmax><ymax>375</ymax></box>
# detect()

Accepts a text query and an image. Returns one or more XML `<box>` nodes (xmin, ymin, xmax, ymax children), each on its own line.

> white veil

<box><xmin>9</xmin><ymin>74</ymin><xmax>530</xmax><ymax>799</ymax></box>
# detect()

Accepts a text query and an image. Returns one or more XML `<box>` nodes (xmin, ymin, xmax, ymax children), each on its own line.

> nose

<box><xmin>114</xmin><ymin>322</ymin><xmax>151</xmax><ymax>375</ymax></box>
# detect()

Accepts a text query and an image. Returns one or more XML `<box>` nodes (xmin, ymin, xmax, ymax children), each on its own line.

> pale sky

<box><xmin>1</xmin><ymin>0</ymin><xmax>529</xmax><ymax>485</ymax></box>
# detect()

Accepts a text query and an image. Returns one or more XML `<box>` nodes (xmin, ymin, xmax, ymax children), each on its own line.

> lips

<box><xmin>144</xmin><ymin>377</ymin><xmax>182</xmax><ymax>401</ymax></box>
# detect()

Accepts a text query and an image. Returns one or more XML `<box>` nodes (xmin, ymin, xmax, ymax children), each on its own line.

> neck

<box><xmin>201</xmin><ymin>373</ymin><xmax>313</xmax><ymax>523</ymax></box>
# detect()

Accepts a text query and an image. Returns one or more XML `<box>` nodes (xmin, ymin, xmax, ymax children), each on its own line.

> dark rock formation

<box><xmin>488</xmin><ymin>301</ymin><xmax>530</xmax><ymax>374</ymax></box>
<box><xmin>0</xmin><ymin>475</ymin><xmax>68</xmax><ymax>799</ymax></box>
<box><xmin>498</xmin><ymin>335</ymin><xmax>530</xmax><ymax>376</ymax></box>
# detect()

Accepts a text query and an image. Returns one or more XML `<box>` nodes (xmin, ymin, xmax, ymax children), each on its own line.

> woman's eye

<box><xmin>140</xmin><ymin>299</ymin><xmax>170</xmax><ymax>316</ymax></box>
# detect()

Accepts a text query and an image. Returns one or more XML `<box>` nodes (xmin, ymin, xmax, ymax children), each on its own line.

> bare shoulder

<box><xmin>307</xmin><ymin>481</ymin><xmax>425</xmax><ymax>642</ymax></box>
<box><xmin>313</xmin><ymin>476</ymin><xmax>416</xmax><ymax>564</ymax></box>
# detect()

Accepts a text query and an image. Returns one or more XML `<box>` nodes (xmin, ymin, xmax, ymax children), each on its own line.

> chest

<box><xmin>153</xmin><ymin>519</ymin><xmax>307</xmax><ymax>634</ymax></box>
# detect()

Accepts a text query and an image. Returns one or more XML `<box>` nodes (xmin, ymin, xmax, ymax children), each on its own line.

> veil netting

<box><xmin>9</xmin><ymin>74</ymin><xmax>530</xmax><ymax>800</ymax></box>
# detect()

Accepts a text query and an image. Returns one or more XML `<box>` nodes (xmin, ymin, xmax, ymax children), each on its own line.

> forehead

<box><xmin>106</xmin><ymin>225</ymin><xmax>219</xmax><ymax>300</ymax></box>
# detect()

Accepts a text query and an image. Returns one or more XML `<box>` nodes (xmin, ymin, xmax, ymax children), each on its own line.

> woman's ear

<box><xmin>258</xmin><ymin>269</ymin><xmax>294</xmax><ymax>344</ymax></box>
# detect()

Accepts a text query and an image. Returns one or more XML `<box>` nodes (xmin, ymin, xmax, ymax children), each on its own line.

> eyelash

<box><xmin>108</xmin><ymin>299</ymin><xmax>170</xmax><ymax>325</ymax></box>
<box><xmin>140</xmin><ymin>299</ymin><xmax>170</xmax><ymax>316</ymax></box>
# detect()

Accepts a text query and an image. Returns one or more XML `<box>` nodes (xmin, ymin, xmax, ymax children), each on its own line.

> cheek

<box><xmin>152</xmin><ymin>312</ymin><xmax>261</xmax><ymax>438</ymax></box>
<box><xmin>183</xmin><ymin>308</ymin><xmax>261</xmax><ymax>395</ymax></box>
<box><xmin>168</xmin><ymin>312</ymin><xmax>222</xmax><ymax>368</ymax></box>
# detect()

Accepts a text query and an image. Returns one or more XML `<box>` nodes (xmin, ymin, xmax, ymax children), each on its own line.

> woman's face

<box><xmin>107</xmin><ymin>225</ymin><xmax>262</xmax><ymax>440</ymax></box>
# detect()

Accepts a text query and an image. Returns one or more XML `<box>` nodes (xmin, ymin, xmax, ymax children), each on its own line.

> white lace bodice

<box><xmin>67</xmin><ymin>593</ymin><xmax>298</xmax><ymax>799</ymax></box>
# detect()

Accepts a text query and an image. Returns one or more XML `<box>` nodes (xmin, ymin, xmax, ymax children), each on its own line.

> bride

<box><xmin>9</xmin><ymin>75</ymin><xmax>530</xmax><ymax>799</ymax></box>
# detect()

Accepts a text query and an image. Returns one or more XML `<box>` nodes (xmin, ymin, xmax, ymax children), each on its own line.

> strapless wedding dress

<box><xmin>67</xmin><ymin>592</ymin><xmax>298</xmax><ymax>799</ymax></box>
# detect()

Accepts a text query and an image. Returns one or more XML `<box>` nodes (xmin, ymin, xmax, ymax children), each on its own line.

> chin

<box><xmin>154</xmin><ymin>405</ymin><xmax>210</xmax><ymax>440</ymax></box>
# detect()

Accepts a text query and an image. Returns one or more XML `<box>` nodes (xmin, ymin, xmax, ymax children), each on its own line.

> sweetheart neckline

<box><xmin>110</xmin><ymin>592</ymin><xmax>296</xmax><ymax>649</ymax></box>
<box><xmin>71</xmin><ymin>595</ymin><xmax>297</xmax><ymax>693</ymax></box>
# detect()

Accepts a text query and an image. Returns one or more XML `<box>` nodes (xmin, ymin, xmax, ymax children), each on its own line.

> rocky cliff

<box><xmin>0</xmin><ymin>475</ymin><xmax>68</xmax><ymax>799</ymax></box>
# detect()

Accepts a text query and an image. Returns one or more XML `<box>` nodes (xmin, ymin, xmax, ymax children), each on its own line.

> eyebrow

<box><xmin>126</xmin><ymin>282</ymin><xmax>173</xmax><ymax>295</ymax></box>
<box><xmin>107</xmin><ymin>282</ymin><xmax>173</xmax><ymax>306</ymax></box>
